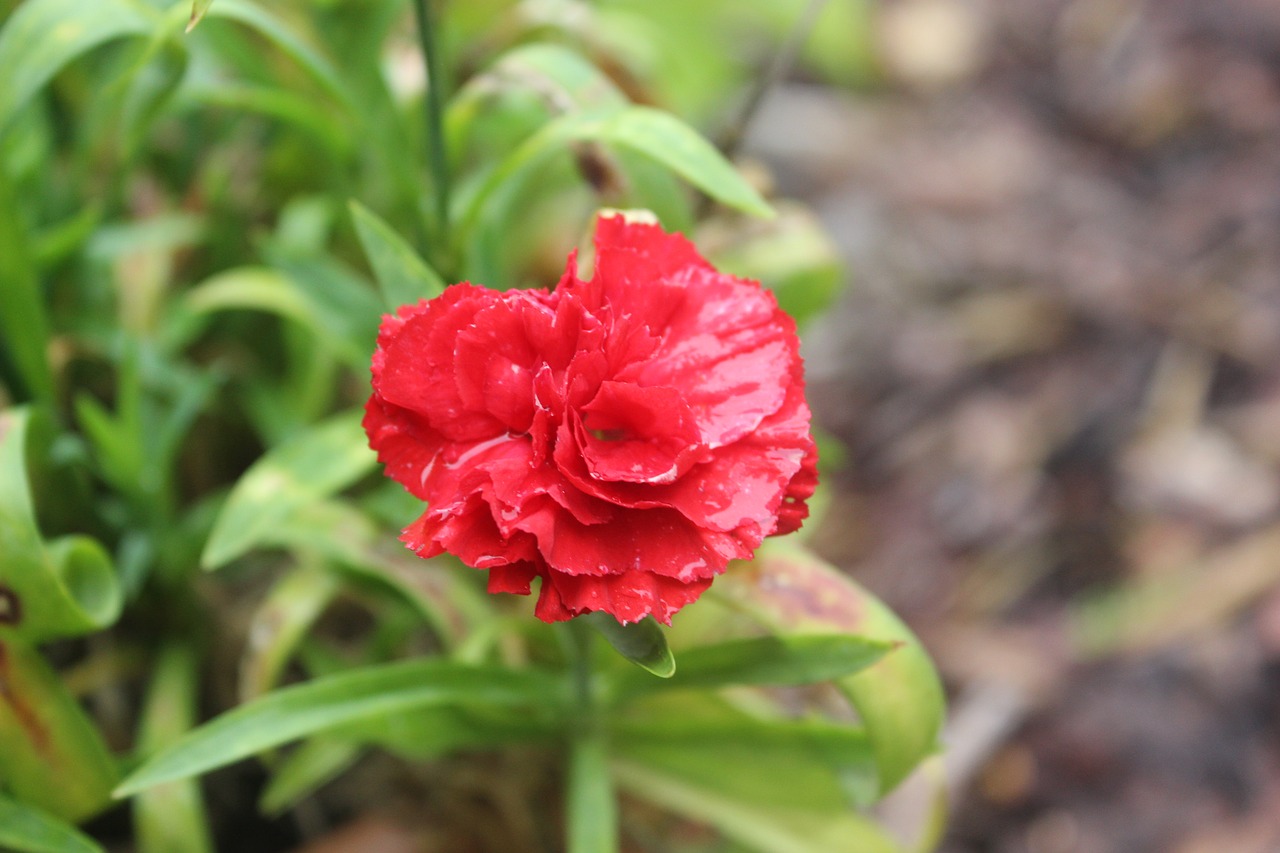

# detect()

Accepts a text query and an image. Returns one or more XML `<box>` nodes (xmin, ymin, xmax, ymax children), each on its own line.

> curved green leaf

<box><xmin>459</xmin><ymin>106</ymin><xmax>773</xmax><ymax>273</ymax></box>
<box><xmin>592</xmin><ymin>107</ymin><xmax>772</xmax><ymax>218</ymax></box>
<box><xmin>713</xmin><ymin>541</ymin><xmax>946</xmax><ymax>797</ymax></box>
<box><xmin>0</xmin><ymin>0</ymin><xmax>153</xmax><ymax>137</ymax></box>
<box><xmin>0</xmin><ymin>795</ymin><xmax>104</xmax><ymax>853</ymax></box>
<box><xmin>114</xmin><ymin>660</ymin><xmax>560</xmax><ymax>796</ymax></box>
<box><xmin>0</xmin><ymin>408</ymin><xmax>121</xmax><ymax>644</ymax></box>
<box><xmin>614</xmin><ymin>713</ymin><xmax>900</xmax><ymax>853</ymax></box>
<box><xmin>201</xmin><ymin>408</ymin><xmax>375</xmax><ymax>570</ymax></box>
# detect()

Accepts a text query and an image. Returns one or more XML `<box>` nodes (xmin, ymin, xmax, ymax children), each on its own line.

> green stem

<box><xmin>716</xmin><ymin>0</ymin><xmax>831</xmax><ymax>158</ymax></box>
<box><xmin>564</xmin><ymin>621</ymin><xmax>618</xmax><ymax>853</ymax></box>
<box><xmin>411</xmin><ymin>0</ymin><xmax>451</xmax><ymax>248</ymax></box>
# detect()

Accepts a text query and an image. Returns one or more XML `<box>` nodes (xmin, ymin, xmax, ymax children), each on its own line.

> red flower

<box><xmin>363</xmin><ymin>216</ymin><xmax>817</xmax><ymax>624</ymax></box>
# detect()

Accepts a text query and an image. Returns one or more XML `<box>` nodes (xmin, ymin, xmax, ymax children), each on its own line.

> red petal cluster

<box><xmin>363</xmin><ymin>216</ymin><xmax>817</xmax><ymax>624</ymax></box>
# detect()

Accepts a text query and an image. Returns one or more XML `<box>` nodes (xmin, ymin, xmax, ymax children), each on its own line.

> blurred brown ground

<box><xmin>745</xmin><ymin>0</ymin><xmax>1280</xmax><ymax>850</ymax></box>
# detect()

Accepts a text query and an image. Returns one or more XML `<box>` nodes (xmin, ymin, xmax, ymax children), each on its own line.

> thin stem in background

<box><xmin>716</xmin><ymin>0</ymin><xmax>833</xmax><ymax>162</ymax></box>
<box><xmin>563</xmin><ymin>621</ymin><xmax>620</xmax><ymax>853</ymax></box>
<box><xmin>412</xmin><ymin>0</ymin><xmax>451</xmax><ymax>248</ymax></box>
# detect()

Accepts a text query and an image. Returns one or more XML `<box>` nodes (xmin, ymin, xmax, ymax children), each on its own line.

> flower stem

<box><xmin>564</xmin><ymin>621</ymin><xmax>619</xmax><ymax>853</ymax></box>
<box><xmin>411</xmin><ymin>0</ymin><xmax>451</xmax><ymax>247</ymax></box>
<box><xmin>716</xmin><ymin>0</ymin><xmax>832</xmax><ymax>159</ymax></box>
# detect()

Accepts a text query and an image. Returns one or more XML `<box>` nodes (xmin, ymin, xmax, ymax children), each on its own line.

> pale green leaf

<box><xmin>614</xmin><ymin>759</ymin><xmax>900</xmax><ymax>853</ymax></box>
<box><xmin>714</xmin><ymin>541</ymin><xmax>946</xmax><ymax>797</ymax></box>
<box><xmin>201</xmin><ymin>409</ymin><xmax>375</xmax><ymax>570</ymax></box>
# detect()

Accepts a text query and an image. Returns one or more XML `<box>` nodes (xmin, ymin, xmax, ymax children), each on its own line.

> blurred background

<box><xmin>6</xmin><ymin>0</ymin><xmax>1280</xmax><ymax>850</ymax></box>
<box><xmin>765</xmin><ymin>1</ymin><xmax>1280</xmax><ymax>851</ymax></box>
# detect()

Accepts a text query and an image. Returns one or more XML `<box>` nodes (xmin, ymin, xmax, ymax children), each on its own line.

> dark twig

<box><xmin>716</xmin><ymin>0</ymin><xmax>833</xmax><ymax>160</ymax></box>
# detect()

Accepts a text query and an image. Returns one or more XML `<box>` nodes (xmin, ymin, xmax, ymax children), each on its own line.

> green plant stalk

<box><xmin>412</xmin><ymin>0</ymin><xmax>451</xmax><ymax>250</ymax></box>
<box><xmin>717</xmin><ymin>0</ymin><xmax>832</xmax><ymax>159</ymax></box>
<box><xmin>564</xmin><ymin>621</ymin><xmax>618</xmax><ymax>853</ymax></box>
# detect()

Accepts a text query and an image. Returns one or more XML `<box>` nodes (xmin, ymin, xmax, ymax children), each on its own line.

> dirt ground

<box><xmin>748</xmin><ymin>0</ymin><xmax>1280</xmax><ymax>850</ymax></box>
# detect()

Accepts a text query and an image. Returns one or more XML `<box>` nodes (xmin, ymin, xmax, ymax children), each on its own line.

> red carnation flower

<box><xmin>363</xmin><ymin>215</ymin><xmax>817</xmax><ymax>624</ymax></box>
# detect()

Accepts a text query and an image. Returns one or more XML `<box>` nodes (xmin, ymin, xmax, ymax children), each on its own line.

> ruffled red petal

<box><xmin>364</xmin><ymin>215</ymin><xmax>817</xmax><ymax>625</ymax></box>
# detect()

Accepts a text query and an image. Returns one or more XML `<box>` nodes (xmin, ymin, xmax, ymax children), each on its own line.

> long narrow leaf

<box><xmin>0</xmin><ymin>795</ymin><xmax>104</xmax><ymax>853</ymax></box>
<box><xmin>0</xmin><ymin>171</ymin><xmax>53</xmax><ymax>403</ymax></box>
<box><xmin>114</xmin><ymin>660</ymin><xmax>559</xmax><ymax>796</ymax></box>
<box><xmin>201</xmin><ymin>408</ymin><xmax>375</xmax><ymax>569</ymax></box>
<box><xmin>614</xmin><ymin>634</ymin><xmax>895</xmax><ymax>699</ymax></box>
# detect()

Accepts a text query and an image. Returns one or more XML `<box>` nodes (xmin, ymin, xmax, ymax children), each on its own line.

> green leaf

<box><xmin>0</xmin><ymin>408</ymin><xmax>121</xmax><ymax>644</ymax></box>
<box><xmin>0</xmin><ymin>169</ymin><xmax>53</xmax><ymax>404</ymax></box>
<box><xmin>0</xmin><ymin>0</ymin><xmax>153</xmax><ymax>137</ymax></box>
<box><xmin>257</xmin><ymin>737</ymin><xmax>360</xmax><ymax>816</ymax></box>
<box><xmin>457</xmin><ymin>105</ymin><xmax>772</xmax><ymax>277</ymax></box>
<box><xmin>201</xmin><ymin>409</ymin><xmax>375</xmax><ymax>570</ymax></box>
<box><xmin>615</xmin><ymin>695</ymin><xmax>878</xmax><ymax>812</ymax></box>
<box><xmin>591</xmin><ymin>107</ymin><xmax>773</xmax><ymax>218</ymax></box>
<box><xmin>183</xmin><ymin>257</ymin><xmax>381</xmax><ymax>370</ymax></box>
<box><xmin>614</xmin><ymin>634</ymin><xmax>895</xmax><ymax>699</ymax></box>
<box><xmin>201</xmin><ymin>0</ymin><xmax>352</xmax><ymax>110</ymax></box>
<box><xmin>186</xmin><ymin>0</ymin><xmax>215</xmax><ymax>33</ymax></box>
<box><xmin>114</xmin><ymin>660</ymin><xmax>559</xmax><ymax>796</ymax></box>
<box><xmin>0</xmin><ymin>794</ymin><xmax>104</xmax><ymax>853</ymax></box>
<box><xmin>255</xmin><ymin>500</ymin><xmax>492</xmax><ymax>650</ymax></box>
<box><xmin>613</xmin><ymin>758</ymin><xmax>900</xmax><ymax>853</ymax></box>
<box><xmin>0</xmin><ymin>640</ymin><xmax>119</xmax><ymax>822</ymax></box>
<box><xmin>334</xmin><ymin>702</ymin><xmax>559</xmax><ymax>759</ymax></box>
<box><xmin>447</xmin><ymin>41</ymin><xmax>628</xmax><ymax>150</ymax></box>
<box><xmin>582</xmin><ymin>613</ymin><xmax>675</xmax><ymax>678</ymax></box>
<box><xmin>349</xmin><ymin>200</ymin><xmax>446</xmax><ymax>310</ymax></box>
<box><xmin>182</xmin><ymin>83</ymin><xmax>353</xmax><ymax>163</ymax></box>
<box><xmin>714</xmin><ymin>541</ymin><xmax>946</xmax><ymax>797</ymax></box>
<box><xmin>238</xmin><ymin>563</ymin><xmax>340</xmax><ymax>701</ymax></box>
<box><xmin>134</xmin><ymin>646</ymin><xmax>214</xmax><ymax>853</ymax></box>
